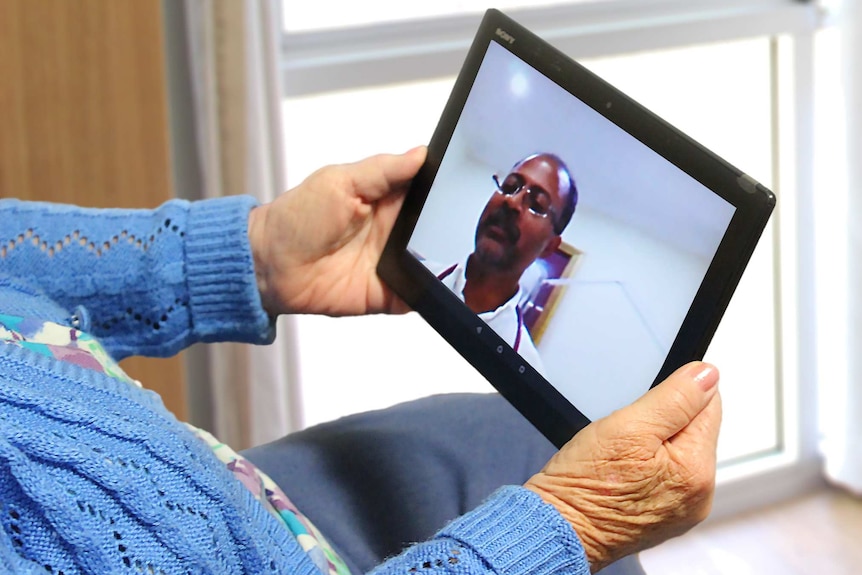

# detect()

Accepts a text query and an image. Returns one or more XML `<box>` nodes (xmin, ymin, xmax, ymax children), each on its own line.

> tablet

<box><xmin>378</xmin><ymin>8</ymin><xmax>775</xmax><ymax>448</ymax></box>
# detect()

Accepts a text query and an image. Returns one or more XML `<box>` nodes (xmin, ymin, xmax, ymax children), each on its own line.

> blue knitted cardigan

<box><xmin>0</xmin><ymin>197</ymin><xmax>590</xmax><ymax>575</ymax></box>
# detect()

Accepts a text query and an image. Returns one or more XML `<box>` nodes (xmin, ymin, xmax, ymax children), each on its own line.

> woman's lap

<box><xmin>242</xmin><ymin>393</ymin><xmax>644</xmax><ymax>575</ymax></box>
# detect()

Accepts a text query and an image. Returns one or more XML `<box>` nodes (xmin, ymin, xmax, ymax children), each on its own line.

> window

<box><xmin>282</xmin><ymin>0</ymin><xmax>607</xmax><ymax>32</ymax></box>
<box><xmin>280</xmin><ymin>0</ymin><xmax>826</xmax><ymax>516</ymax></box>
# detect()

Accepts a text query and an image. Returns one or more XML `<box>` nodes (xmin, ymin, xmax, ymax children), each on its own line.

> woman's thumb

<box><xmin>613</xmin><ymin>361</ymin><xmax>719</xmax><ymax>442</ymax></box>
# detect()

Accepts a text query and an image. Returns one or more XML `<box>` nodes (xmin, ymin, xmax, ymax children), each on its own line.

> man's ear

<box><xmin>540</xmin><ymin>235</ymin><xmax>562</xmax><ymax>259</ymax></box>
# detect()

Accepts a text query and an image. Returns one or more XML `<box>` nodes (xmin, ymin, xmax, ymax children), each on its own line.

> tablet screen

<box><xmin>407</xmin><ymin>41</ymin><xmax>735</xmax><ymax>422</ymax></box>
<box><xmin>380</xmin><ymin>9</ymin><xmax>773</xmax><ymax>447</ymax></box>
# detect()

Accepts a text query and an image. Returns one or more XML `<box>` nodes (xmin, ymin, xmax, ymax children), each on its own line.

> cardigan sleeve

<box><xmin>0</xmin><ymin>196</ymin><xmax>273</xmax><ymax>359</ymax></box>
<box><xmin>369</xmin><ymin>486</ymin><xmax>591</xmax><ymax>575</ymax></box>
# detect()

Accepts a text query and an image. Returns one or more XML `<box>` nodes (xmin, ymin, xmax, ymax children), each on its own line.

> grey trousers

<box><xmin>243</xmin><ymin>393</ymin><xmax>645</xmax><ymax>575</ymax></box>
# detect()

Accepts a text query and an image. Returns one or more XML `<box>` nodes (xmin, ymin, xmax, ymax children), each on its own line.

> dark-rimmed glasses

<box><xmin>492</xmin><ymin>173</ymin><xmax>557</xmax><ymax>223</ymax></box>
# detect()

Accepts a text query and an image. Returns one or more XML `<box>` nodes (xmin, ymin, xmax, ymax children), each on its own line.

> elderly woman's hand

<box><xmin>247</xmin><ymin>147</ymin><xmax>426</xmax><ymax>318</ymax></box>
<box><xmin>524</xmin><ymin>361</ymin><xmax>722</xmax><ymax>573</ymax></box>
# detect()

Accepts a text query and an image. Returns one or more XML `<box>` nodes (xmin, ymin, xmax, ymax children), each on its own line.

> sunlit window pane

<box><xmin>283</xmin><ymin>79</ymin><xmax>452</xmax><ymax>183</ymax></box>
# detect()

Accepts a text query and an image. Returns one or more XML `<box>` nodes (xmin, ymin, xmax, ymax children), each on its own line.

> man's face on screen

<box><xmin>474</xmin><ymin>155</ymin><xmax>568</xmax><ymax>273</ymax></box>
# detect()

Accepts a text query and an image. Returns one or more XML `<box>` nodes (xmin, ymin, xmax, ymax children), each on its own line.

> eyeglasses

<box><xmin>492</xmin><ymin>173</ymin><xmax>557</xmax><ymax>222</ymax></box>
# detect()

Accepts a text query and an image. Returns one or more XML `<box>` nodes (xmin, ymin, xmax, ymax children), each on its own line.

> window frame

<box><xmin>279</xmin><ymin>0</ymin><xmax>826</xmax><ymax>520</ymax></box>
<box><xmin>281</xmin><ymin>0</ymin><xmax>819</xmax><ymax>96</ymax></box>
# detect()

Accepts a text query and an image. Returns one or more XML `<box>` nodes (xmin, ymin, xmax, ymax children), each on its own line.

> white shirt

<box><xmin>426</xmin><ymin>259</ymin><xmax>546</xmax><ymax>375</ymax></box>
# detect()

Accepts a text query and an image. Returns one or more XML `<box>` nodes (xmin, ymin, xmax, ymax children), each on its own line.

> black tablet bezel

<box><xmin>378</xmin><ymin>8</ymin><xmax>775</xmax><ymax>449</ymax></box>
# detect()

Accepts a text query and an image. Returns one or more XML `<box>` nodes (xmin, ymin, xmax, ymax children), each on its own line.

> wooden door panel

<box><xmin>0</xmin><ymin>0</ymin><xmax>187</xmax><ymax>419</ymax></box>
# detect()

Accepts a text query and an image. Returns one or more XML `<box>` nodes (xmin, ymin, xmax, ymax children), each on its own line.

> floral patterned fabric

<box><xmin>0</xmin><ymin>314</ymin><xmax>351</xmax><ymax>575</ymax></box>
<box><xmin>192</xmin><ymin>427</ymin><xmax>350</xmax><ymax>575</ymax></box>
<box><xmin>0</xmin><ymin>314</ymin><xmax>136</xmax><ymax>384</ymax></box>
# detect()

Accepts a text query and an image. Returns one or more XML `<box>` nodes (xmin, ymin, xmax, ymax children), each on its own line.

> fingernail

<box><xmin>692</xmin><ymin>364</ymin><xmax>718</xmax><ymax>392</ymax></box>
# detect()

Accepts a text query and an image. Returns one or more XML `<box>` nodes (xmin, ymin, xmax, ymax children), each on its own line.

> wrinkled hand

<box><xmin>248</xmin><ymin>147</ymin><xmax>427</xmax><ymax>316</ymax></box>
<box><xmin>525</xmin><ymin>361</ymin><xmax>722</xmax><ymax>573</ymax></box>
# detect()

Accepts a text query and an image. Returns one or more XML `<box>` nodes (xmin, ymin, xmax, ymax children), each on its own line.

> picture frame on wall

<box><xmin>521</xmin><ymin>242</ymin><xmax>583</xmax><ymax>344</ymax></box>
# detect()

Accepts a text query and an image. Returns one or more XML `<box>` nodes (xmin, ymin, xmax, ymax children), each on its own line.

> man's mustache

<box><xmin>480</xmin><ymin>207</ymin><xmax>520</xmax><ymax>244</ymax></box>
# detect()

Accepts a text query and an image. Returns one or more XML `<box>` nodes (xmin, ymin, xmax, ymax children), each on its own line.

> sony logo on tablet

<box><xmin>495</xmin><ymin>28</ymin><xmax>515</xmax><ymax>44</ymax></box>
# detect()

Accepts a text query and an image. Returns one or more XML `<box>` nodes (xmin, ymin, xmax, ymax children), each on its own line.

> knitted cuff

<box><xmin>439</xmin><ymin>486</ymin><xmax>590</xmax><ymax>575</ymax></box>
<box><xmin>184</xmin><ymin>196</ymin><xmax>275</xmax><ymax>345</ymax></box>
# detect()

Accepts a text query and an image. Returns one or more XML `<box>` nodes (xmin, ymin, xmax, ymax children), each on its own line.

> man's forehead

<box><xmin>515</xmin><ymin>155</ymin><xmax>556</xmax><ymax>172</ymax></box>
<box><xmin>513</xmin><ymin>157</ymin><xmax>568</xmax><ymax>198</ymax></box>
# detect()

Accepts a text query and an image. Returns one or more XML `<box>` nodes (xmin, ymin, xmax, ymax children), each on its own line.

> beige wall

<box><xmin>0</xmin><ymin>0</ymin><xmax>187</xmax><ymax>419</ymax></box>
